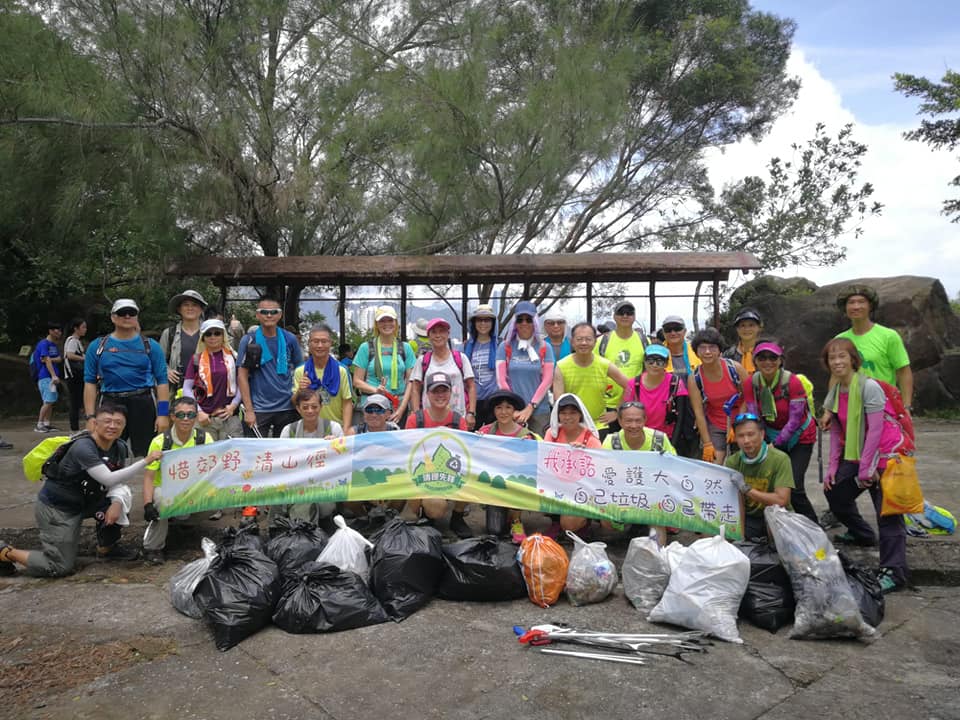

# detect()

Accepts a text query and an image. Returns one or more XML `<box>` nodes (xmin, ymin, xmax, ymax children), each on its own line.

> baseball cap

<box><xmin>661</xmin><ymin>315</ymin><xmax>685</xmax><ymax>329</ymax></box>
<box><xmin>111</xmin><ymin>298</ymin><xmax>140</xmax><ymax>314</ymax></box>
<box><xmin>374</xmin><ymin>306</ymin><xmax>398</xmax><ymax>321</ymax></box>
<box><xmin>426</xmin><ymin>318</ymin><xmax>450</xmax><ymax>333</ymax></box>
<box><xmin>512</xmin><ymin>300</ymin><xmax>538</xmax><ymax>318</ymax></box>
<box><xmin>426</xmin><ymin>371</ymin><xmax>452</xmax><ymax>391</ymax></box>
<box><xmin>168</xmin><ymin>289</ymin><xmax>208</xmax><ymax>314</ymax></box>
<box><xmin>614</xmin><ymin>300</ymin><xmax>636</xmax><ymax>315</ymax></box>
<box><xmin>556</xmin><ymin>394</ymin><xmax>582</xmax><ymax>411</ymax></box>
<box><xmin>365</xmin><ymin>393</ymin><xmax>392</xmax><ymax>411</ymax></box>
<box><xmin>644</xmin><ymin>344</ymin><xmax>670</xmax><ymax>360</ymax></box>
<box><xmin>733</xmin><ymin>308</ymin><xmax>762</xmax><ymax>325</ymax></box>
<box><xmin>200</xmin><ymin>318</ymin><xmax>226</xmax><ymax>336</ymax></box>
<box><xmin>753</xmin><ymin>342</ymin><xmax>784</xmax><ymax>357</ymax></box>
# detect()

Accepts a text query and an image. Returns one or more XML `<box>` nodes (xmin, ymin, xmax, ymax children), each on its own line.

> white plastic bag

<box><xmin>622</xmin><ymin>531</ymin><xmax>671</xmax><ymax>615</ymax></box>
<box><xmin>764</xmin><ymin>506</ymin><xmax>875</xmax><ymax>640</ymax></box>
<box><xmin>169</xmin><ymin>537</ymin><xmax>218</xmax><ymax>619</ymax></box>
<box><xmin>564</xmin><ymin>531</ymin><xmax>617</xmax><ymax>606</ymax></box>
<box><xmin>316</xmin><ymin>515</ymin><xmax>374</xmax><ymax>582</ymax></box>
<box><xmin>649</xmin><ymin>527</ymin><xmax>750</xmax><ymax>643</ymax></box>
<box><xmin>664</xmin><ymin>541</ymin><xmax>689</xmax><ymax>573</ymax></box>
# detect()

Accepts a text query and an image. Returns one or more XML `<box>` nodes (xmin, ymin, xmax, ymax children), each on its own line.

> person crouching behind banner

<box><xmin>477</xmin><ymin>389</ymin><xmax>540</xmax><ymax>544</ymax></box>
<box><xmin>543</xmin><ymin>393</ymin><xmax>601</xmax><ymax>540</ymax></box>
<box><xmin>345</xmin><ymin>393</ymin><xmax>403</xmax><ymax>529</ymax></box>
<box><xmin>724</xmin><ymin>412</ymin><xmax>793</xmax><ymax>542</ymax></box>
<box><xmin>280</xmin><ymin>388</ymin><xmax>344</xmax><ymax>526</ymax></box>
<box><xmin>0</xmin><ymin>403</ymin><xmax>156</xmax><ymax>577</ymax></box>
<box><xmin>602</xmin><ymin>401</ymin><xmax>677</xmax><ymax>545</ymax></box>
<box><xmin>142</xmin><ymin>396</ymin><xmax>215</xmax><ymax>564</ymax></box>
<box><xmin>405</xmin><ymin>372</ymin><xmax>471</xmax><ymax>538</ymax></box>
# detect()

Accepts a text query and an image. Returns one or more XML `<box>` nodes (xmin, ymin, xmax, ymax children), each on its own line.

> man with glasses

<box><xmin>84</xmin><ymin>299</ymin><xmax>170</xmax><ymax>457</ymax></box>
<box><xmin>542</xmin><ymin>308</ymin><xmax>571</xmax><ymax>361</ymax></box>
<box><xmin>142</xmin><ymin>397</ymin><xmax>215</xmax><ymax>564</ymax></box>
<box><xmin>725</xmin><ymin>412</ymin><xmax>794</xmax><ymax>541</ymax></box>
<box><xmin>595</xmin><ymin>300</ymin><xmax>648</xmax><ymax>430</ymax></box>
<box><xmin>237</xmin><ymin>296</ymin><xmax>304</xmax><ymax>438</ymax></box>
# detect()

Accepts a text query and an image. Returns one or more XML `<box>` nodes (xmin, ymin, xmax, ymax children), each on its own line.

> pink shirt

<box><xmin>624</xmin><ymin>372</ymin><xmax>688</xmax><ymax>435</ymax></box>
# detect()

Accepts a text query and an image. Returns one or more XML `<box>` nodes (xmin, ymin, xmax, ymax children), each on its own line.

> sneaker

<box><xmin>820</xmin><ymin>510</ymin><xmax>842</xmax><ymax>530</ymax></box>
<box><xmin>43</xmin><ymin>424</ymin><xmax>58</xmax><ymax>431</ymax></box>
<box><xmin>0</xmin><ymin>438</ymin><xmax>13</xmax><ymax>450</ymax></box>
<box><xmin>510</xmin><ymin>521</ymin><xmax>527</xmax><ymax>545</ymax></box>
<box><xmin>142</xmin><ymin>549</ymin><xmax>165</xmax><ymax>566</ymax></box>
<box><xmin>96</xmin><ymin>544</ymin><xmax>140</xmax><ymax>561</ymax></box>
<box><xmin>833</xmin><ymin>532</ymin><xmax>878</xmax><ymax>547</ymax></box>
<box><xmin>543</xmin><ymin>520</ymin><xmax>562</xmax><ymax>540</ymax></box>
<box><xmin>449</xmin><ymin>512</ymin><xmax>473</xmax><ymax>539</ymax></box>
<box><xmin>877</xmin><ymin>567</ymin><xmax>904</xmax><ymax>594</ymax></box>
<box><xmin>208</xmin><ymin>510</ymin><xmax>224</xmax><ymax>521</ymax></box>
<box><xmin>0</xmin><ymin>541</ymin><xmax>16</xmax><ymax>576</ymax></box>
<box><xmin>33</xmin><ymin>425</ymin><xmax>51</xmax><ymax>433</ymax></box>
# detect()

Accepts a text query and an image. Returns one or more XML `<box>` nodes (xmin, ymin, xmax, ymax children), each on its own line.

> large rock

<box><xmin>724</xmin><ymin>275</ymin><xmax>960</xmax><ymax>411</ymax></box>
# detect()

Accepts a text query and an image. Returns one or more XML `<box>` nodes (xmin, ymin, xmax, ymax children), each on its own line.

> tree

<box><xmin>894</xmin><ymin>69</ymin><xmax>960</xmax><ymax>222</ymax></box>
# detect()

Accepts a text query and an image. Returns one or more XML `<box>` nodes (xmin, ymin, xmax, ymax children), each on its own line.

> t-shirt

<box><xmin>543</xmin><ymin>427</ymin><xmax>603</xmax><ymax>448</ymax></box>
<box><xmin>410</xmin><ymin>351</ymin><xmax>475</xmax><ymax>417</ymax></box>
<box><xmin>353</xmin><ymin>339</ymin><xmax>417</xmax><ymax>396</ymax></box>
<box><xmin>35</xmin><ymin>338</ymin><xmax>61</xmax><ymax>380</ymax></box>
<box><xmin>178</xmin><ymin>330</ymin><xmax>200</xmax><ymax>375</ymax></box>
<box><xmin>478</xmin><ymin>423</ymin><xmax>538</xmax><ymax>440</ymax></box>
<box><xmin>237</xmin><ymin>330</ymin><xmax>303</xmax><ymax>413</ymax></box>
<box><xmin>38</xmin><ymin>436</ymin><xmax>128</xmax><ymax>514</ymax></box>
<box><xmin>595</xmin><ymin>331</ymin><xmax>646</xmax><ymax>406</ymax></box>
<box><xmin>83</xmin><ymin>335</ymin><xmax>168</xmax><ymax>392</ymax></box>
<box><xmin>495</xmin><ymin>340</ymin><xmax>555</xmax><ymax>418</ymax></box>
<box><xmin>146</xmin><ymin>429</ymin><xmax>215</xmax><ymax>475</ymax></box>
<box><xmin>665</xmin><ymin>341</ymin><xmax>700</xmax><ymax>379</ymax></box>
<box><xmin>63</xmin><ymin>336</ymin><xmax>84</xmax><ymax>380</ymax></box>
<box><xmin>623</xmin><ymin>372</ymin><xmax>688</xmax><ymax>436</ymax></box>
<box><xmin>556</xmin><ymin>355</ymin><xmax>613</xmax><ymax>429</ymax></box>
<box><xmin>602</xmin><ymin>428</ymin><xmax>677</xmax><ymax>454</ymax></box>
<box><xmin>470</xmin><ymin>341</ymin><xmax>498</xmax><ymax>400</ymax></box>
<box><xmin>695</xmin><ymin>362</ymin><xmax>743</xmax><ymax>430</ymax></box>
<box><xmin>547</xmin><ymin>338</ymin><xmax>572</xmax><ymax>361</ymax></box>
<box><xmin>725</xmin><ymin>447</ymin><xmax>794</xmax><ymax>516</ymax></box>
<box><xmin>291</xmin><ymin>362</ymin><xmax>354</xmax><ymax>425</ymax></box>
<box><xmin>184</xmin><ymin>351</ymin><xmax>237</xmax><ymax>412</ymax></box>
<box><xmin>279</xmin><ymin>418</ymin><xmax>345</xmax><ymax>439</ymax></box>
<box><xmin>837</xmin><ymin>324</ymin><xmax>910</xmax><ymax>385</ymax></box>
<box><xmin>405</xmin><ymin>410</ymin><xmax>467</xmax><ymax>430</ymax></box>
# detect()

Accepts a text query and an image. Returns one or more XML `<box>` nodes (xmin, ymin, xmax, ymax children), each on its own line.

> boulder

<box><xmin>725</xmin><ymin>275</ymin><xmax>960</xmax><ymax>411</ymax></box>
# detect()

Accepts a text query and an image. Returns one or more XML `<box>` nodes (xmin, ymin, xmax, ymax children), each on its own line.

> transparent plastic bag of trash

<box><xmin>764</xmin><ymin>506</ymin><xmax>875</xmax><ymax>640</ymax></box>
<box><xmin>316</xmin><ymin>514</ymin><xmax>374</xmax><ymax>582</ymax></box>
<box><xmin>169</xmin><ymin>537</ymin><xmax>218</xmax><ymax>619</ymax></box>
<box><xmin>565</xmin><ymin>531</ymin><xmax>618</xmax><ymax>606</ymax></box>
<box><xmin>649</xmin><ymin>526</ymin><xmax>750</xmax><ymax>643</ymax></box>
<box><xmin>622</xmin><ymin>531</ymin><xmax>671</xmax><ymax>615</ymax></box>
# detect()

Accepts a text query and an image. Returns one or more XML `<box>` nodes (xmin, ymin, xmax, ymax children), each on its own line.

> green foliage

<box><xmin>477</xmin><ymin>470</ymin><xmax>491</xmax><ymax>484</ymax></box>
<box><xmin>894</xmin><ymin>69</ymin><xmax>960</xmax><ymax>222</ymax></box>
<box><xmin>664</xmin><ymin>123</ymin><xmax>882</xmax><ymax>272</ymax></box>
<box><xmin>490</xmin><ymin>475</ymin><xmax>506</xmax><ymax>490</ymax></box>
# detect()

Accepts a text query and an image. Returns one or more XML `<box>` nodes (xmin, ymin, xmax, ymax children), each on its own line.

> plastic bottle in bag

<box><xmin>565</xmin><ymin>530</ymin><xmax>617</xmax><ymax>606</ymax></box>
<box><xmin>622</xmin><ymin>530</ymin><xmax>670</xmax><ymax>615</ymax></box>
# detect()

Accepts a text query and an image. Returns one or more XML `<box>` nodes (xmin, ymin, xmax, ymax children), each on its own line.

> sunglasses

<box><xmin>663</xmin><ymin>324</ymin><xmax>684</xmax><ymax>333</ymax></box>
<box><xmin>733</xmin><ymin>412</ymin><xmax>761</xmax><ymax>426</ymax></box>
<box><xmin>544</xmin><ymin>320</ymin><xmax>565</xmax><ymax>325</ymax></box>
<box><xmin>616</xmin><ymin>308</ymin><xmax>636</xmax><ymax>316</ymax></box>
<box><xmin>754</xmin><ymin>353</ymin><xmax>780</xmax><ymax>362</ymax></box>
<box><xmin>114</xmin><ymin>309</ymin><xmax>139</xmax><ymax>318</ymax></box>
<box><xmin>364</xmin><ymin>405</ymin><xmax>388</xmax><ymax>414</ymax></box>
<box><xmin>203</xmin><ymin>330</ymin><xmax>224</xmax><ymax>337</ymax></box>
<box><xmin>257</xmin><ymin>308</ymin><xmax>282</xmax><ymax>316</ymax></box>
<box><xmin>618</xmin><ymin>401</ymin><xmax>646</xmax><ymax>411</ymax></box>
<box><xmin>515</xmin><ymin>316</ymin><xmax>534</xmax><ymax>324</ymax></box>
<box><xmin>645</xmin><ymin>356</ymin><xmax>667</xmax><ymax>366</ymax></box>
<box><xmin>173</xmin><ymin>410</ymin><xmax>198</xmax><ymax>420</ymax></box>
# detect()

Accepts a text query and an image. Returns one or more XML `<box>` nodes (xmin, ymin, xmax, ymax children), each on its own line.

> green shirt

<box><xmin>556</xmin><ymin>355</ymin><xmax>613</xmax><ymax>429</ymax></box>
<box><xmin>595</xmin><ymin>331</ymin><xmax>646</xmax><ymax>407</ymax></box>
<box><xmin>724</xmin><ymin>446</ymin><xmax>794</xmax><ymax>516</ymax></box>
<box><xmin>836</xmin><ymin>324</ymin><xmax>909</xmax><ymax>385</ymax></box>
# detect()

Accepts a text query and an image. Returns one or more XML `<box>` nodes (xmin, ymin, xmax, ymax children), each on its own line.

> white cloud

<box><xmin>706</xmin><ymin>48</ymin><xmax>960</xmax><ymax>300</ymax></box>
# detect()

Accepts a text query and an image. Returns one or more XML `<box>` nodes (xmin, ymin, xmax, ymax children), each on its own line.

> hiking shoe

<box><xmin>33</xmin><ymin>425</ymin><xmax>50</xmax><ymax>433</ymax></box>
<box><xmin>819</xmin><ymin>510</ymin><xmax>842</xmax><ymax>530</ymax></box>
<box><xmin>0</xmin><ymin>438</ymin><xmax>13</xmax><ymax>450</ymax></box>
<box><xmin>208</xmin><ymin>510</ymin><xmax>224</xmax><ymax>521</ymax></box>
<box><xmin>0</xmin><ymin>541</ymin><xmax>16</xmax><ymax>576</ymax></box>
<box><xmin>449</xmin><ymin>512</ymin><xmax>472</xmax><ymax>539</ymax></box>
<box><xmin>96</xmin><ymin>544</ymin><xmax>140</xmax><ymax>561</ymax></box>
<box><xmin>142</xmin><ymin>549</ymin><xmax>165</xmax><ymax>566</ymax></box>
<box><xmin>510</xmin><ymin>521</ymin><xmax>527</xmax><ymax>545</ymax></box>
<box><xmin>833</xmin><ymin>532</ymin><xmax>878</xmax><ymax>547</ymax></box>
<box><xmin>877</xmin><ymin>567</ymin><xmax>904</xmax><ymax>594</ymax></box>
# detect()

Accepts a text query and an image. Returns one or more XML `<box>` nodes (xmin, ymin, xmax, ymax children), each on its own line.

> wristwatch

<box><xmin>531</xmin><ymin>401</ymin><xmax>539</xmax><ymax>410</ymax></box>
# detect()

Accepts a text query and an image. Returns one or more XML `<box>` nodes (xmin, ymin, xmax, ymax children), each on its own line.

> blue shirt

<box><xmin>470</xmin><ymin>341</ymin><xmax>498</xmax><ymax>400</ymax></box>
<box><xmin>84</xmin><ymin>335</ymin><xmax>167</xmax><ymax>392</ymax></box>
<box><xmin>496</xmin><ymin>340</ymin><xmax>555</xmax><ymax>416</ymax></box>
<box><xmin>237</xmin><ymin>330</ymin><xmax>303</xmax><ymax>413</ymax></box>
<box><xmin>35</xmin><ymin>338</ymin><xmax>61</xmax><ymax>380</ymax></box>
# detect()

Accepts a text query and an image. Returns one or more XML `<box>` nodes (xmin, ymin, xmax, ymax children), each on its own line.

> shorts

<box><xmin>707</xmin><ymin>421</ymin><xmax>728</xmax><ymax>450</ymax></box>
<box><xmin>38</xmin><ymin>378</ymin><xmax>58</xmax><ymax>404</ymax></box>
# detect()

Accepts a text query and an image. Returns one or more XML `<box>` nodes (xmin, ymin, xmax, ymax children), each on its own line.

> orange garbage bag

<box><xmin>517</xmin><ymin>534</ymin><xmax>569</xmax><ymax>608</ymax></box>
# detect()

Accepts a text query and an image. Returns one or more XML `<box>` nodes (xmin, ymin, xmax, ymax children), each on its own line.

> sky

<box><xmin>708</xmin><ymin>0</ymin><xmax>959</xmax><ymax>299</ymax></box>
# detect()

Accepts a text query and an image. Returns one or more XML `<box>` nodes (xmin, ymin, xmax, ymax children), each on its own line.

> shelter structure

<box><xmin>169</xmin><ymin>251</ymin><xmax>761</xmax><ymax>340</ymax></box>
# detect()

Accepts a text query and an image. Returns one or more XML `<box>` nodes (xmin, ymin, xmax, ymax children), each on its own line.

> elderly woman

<box><xmin>496</xmin><ymin>300</ymin><xmax>555</xmax><ymax>436</ymax></box>
<box><xmin>748</xmin><ymin>340</ymin><xmax>818</xmax><ymax>524</ymax></box>
<box><xmin>687</xmin><ymin>328</ymin><xmax>751</xmax><ymax>465</ymax></box>
<box><xmin>352</xmin><ymin>306</ymin><xmax>416</xmax><ymax>423</ymax></box>
<box><xmin>821</xmin><ymin>337</ymin><xmax>909</xmax><ymax>594</ymax></box>
<box><xmin>182</xmin><ymin>318</ymin><xmax>242</xmax><ymax>441</ymax></box>
<box><xmin>723</xmin><ymin>307</ymin><xmax>763</xmax><ymax>374</ymax></box>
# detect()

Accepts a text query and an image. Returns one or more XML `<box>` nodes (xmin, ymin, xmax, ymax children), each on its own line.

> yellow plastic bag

<box><xmin>21</xmin><ymin>436</ymin><xmax>72</xmax><ymax>482</ymax></box>
<box><xmin>880</xmin><ymin>454</ymin><xmax>924</xmax><ymax>516</ymax></box>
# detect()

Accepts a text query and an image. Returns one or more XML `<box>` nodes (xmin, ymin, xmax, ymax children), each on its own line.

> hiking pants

<box><xmin>25</xmin><ymin>499</ymin><xmax>121</xmax><ymax>578</ymax></box>
<box><xmin>786</xmin><ymin>442</ymin><xmax>818</xmax><ymax>524</ymax></box>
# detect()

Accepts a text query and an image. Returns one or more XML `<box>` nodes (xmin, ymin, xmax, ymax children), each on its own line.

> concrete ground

<box><xmin>0</xmin><ymin>417</ymin><xmax>958</xmax><ymax>720</ymax></box>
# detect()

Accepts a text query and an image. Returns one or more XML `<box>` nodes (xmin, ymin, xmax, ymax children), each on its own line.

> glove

<box><xmin>732</xmin><ymin>474</ymin><xmax>750</xmax><ymax>494</ymax></box>
<box><xmin>701</xmin><ymin>442</ymin><xmax>716</xmax><ymax>463</ymax></box>
<box><xmin>144</xmin><ymin>502</ymin><xmax>160</xmax><ymax>522</ymax></box>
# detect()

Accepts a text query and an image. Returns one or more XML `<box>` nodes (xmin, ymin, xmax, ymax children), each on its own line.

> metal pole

<box><xmin>586</xmin><ymin>281</ymin><xmax>593</xmax><ymax>326</ymax></box>
<box><xmin>712</xmin><ymin>274</ymin><xmax>721</xmax><ymax>329</ymax></box>
<box><xmin>338</xmin><ymin>284</ymin><xmax>346</xmax><ymax>343</ymax></box>
<box><xmin>649</xmin><ymin>278</ymin><xmax>657</xmax><ymax>336</ymax></box>
<box><xmin>461</xmin><ymin>284</ymin><xmax>469</xmax><ymax>343</ymax></box>
<box><xmin>400</xmin><ymin>284</ymin><xmax>408</xmax><ymax>342</ymax></box>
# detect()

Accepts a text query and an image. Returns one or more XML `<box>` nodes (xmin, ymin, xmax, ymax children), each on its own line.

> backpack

<box><xmin>93</xmin><ymin>334</ymin><xmax>152</xmax><ymax>382</ymax></box>
<box><xmin>504</xmin><ymin>342</ymin><xmax>547</xmax><ymax>364</ymax></box>
<box><xmin>367</xmin><ymin>338</ymin><xmax>414</xmax><ymax>385</ymax></box>
<box><xmin>23</xmin><ymin>435</ymin><xmax>73</xmax><ymax>482</ymax></box>
<box><xmin>875</xmin><ymin>379</ymin><xmax>916</xmax><ymax>454</ymax></box>
<box><xmin>36</xmin><ymin>432</ymin><xmax>130</xmax><ymax>515</ymax></box>
<box><xmin>633</xmin><ymin>372</ymin><xmax>684</xmax><ymax>426</ymax></box>
<box><xmin>162</xmin><ymin>427</ymin><xmax>208</xmax><ymax>451</ymax></box>
<box><xmin>421</xmin><ymin>349</ymin><xmax>465</xmax><ymax>379</ymax></box>
<box><xmin>598</xmin><ymin>329</ymin><xmax>649</xmax><ymax>357</ymax></box>
<box><xmin>693</xmin><ymin>359</ymin><xmax>743</xmax><ymax>406</ymax></box>
<box><xmin>28</xmin><ymin>344</ymin><xmax>40</xmax><ymax>382</ymax></box>
<box><xmin>290</xmin><ymin>418</ymin><xmax>331</xmax><ymax>438</ymax></box>
<box><xmin>610</xmin><ymin>429</ymin><xmax>665</xmax><ymax>452</ymax></box>
<box><xmin>751</xmin><ymin>370</ymin><xmax>815</xmax><ymax>450</ymax></box>
<box><xmin>413</xmin><ymin>410</ymin><xmax>463</xmax><ymax>429</ymax></box>
<box><xmin>160</xmin><ymin>323</ymin><xmax>179</xmax><ymax>366</ymax></box>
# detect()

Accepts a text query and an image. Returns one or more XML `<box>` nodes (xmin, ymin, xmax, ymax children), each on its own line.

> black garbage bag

<box><xmin>739</xmin><ymin>581</ymin><xmax>796</xmax><ymax>632</ymax></box>
<box><xmin>193</xmin><ymin>544</ymin><xmax>281</xmax><ymax>651</ymax></box>
<box><xmin>839</xmin><ymin>551</ymin><xmax>885</xmax><ymax>628</ymax></box>
<box><xmin>265</xmin><ymin>517</ymin><xmax>329</xmax><ymax>577</ymax></box>
<box><xmin>734</xmin><ymin>540</ymin><xmax>790</xmax><ymax>587</ymax></box>
<box><xmin>438</xmin><ymin>536</ymin><xmax>527</xmax><ymax>601</ymax></box>
<box><xmin>369</xmin><ymin>517</ymin><xmax>444</xmax><ymax>620</ymax></box>
<box><xmin>220</xmin><ymin>524</ymin><xmax>263</xmax><ymax>552</ymax></box>
<box><xmin>272</xmin><ymin>562</ymin><xmax>389</xmax><ymax>633</ymax></box>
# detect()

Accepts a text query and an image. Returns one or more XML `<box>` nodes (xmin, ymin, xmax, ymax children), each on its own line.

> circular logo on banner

<box><xmin>408</xmin><ymin>430</ymin><xmax>470</xmax><ymax>493</ymax></box>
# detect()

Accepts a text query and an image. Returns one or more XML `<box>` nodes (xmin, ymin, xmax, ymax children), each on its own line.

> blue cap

<box><xmin>512</xmin><ymin>300</ymin><xmax>538</xmax><ymax>318</ymax></box>
<box><xmin>645</xmin><ymin>344</ymin><xmax>670</xmax><ymax>359</ymax></box>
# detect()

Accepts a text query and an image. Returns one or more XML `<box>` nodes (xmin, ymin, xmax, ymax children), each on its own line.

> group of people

<box><xmin>8</xmin><ymin>284</ymin><xmax>914</xmax><ymax>593</ymax></box>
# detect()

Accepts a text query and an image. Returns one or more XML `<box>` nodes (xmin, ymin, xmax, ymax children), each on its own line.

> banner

<box><xmin>158</xmin><ymin>430</ymin><xmax>744</xmax><ymax>539</ymax></box>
